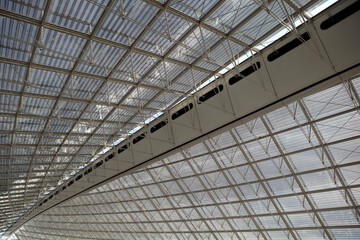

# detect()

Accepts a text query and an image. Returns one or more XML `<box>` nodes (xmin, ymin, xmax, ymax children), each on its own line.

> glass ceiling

<box><xmin>0</xmin><ymin>0</ymin><xmax>346</xmax><ymax>237</ymax></box>
<box><xmin>14</xmin><ymin>77</ymin><xmax>360</xmax><ymax>240</ymax></box>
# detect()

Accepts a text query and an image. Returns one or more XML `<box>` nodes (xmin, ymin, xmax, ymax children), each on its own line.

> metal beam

<box><xmin>0</xmin><ymin>112</ymin><xmax>142</xmax><ymax>126</ymax></box>
<box><xmin>51</xmin><ymin>0</ymin><xmax>229</xmax><ymax>197</ymax></box>
<box><xmin>0</xmin><ymin>88</ymin><xmax>162</xmax><ymax>113</ymax></box>
<box><xmin>298</xmin><ymin>100</ymin><xmax>360</xmax><ymax>221</ymax></box>
<box><xmin>33</xmin><ymin>0</ymin><xmax>178</xmax><ymax>204</ymax></box>
<box><xmin>0</xmin><ymin>57</ymin><xmax>188</xmax><ymax>97</ymax></box>
<box><xmin>0</xmin><ymin>9</ymin><xmax>213</xmax><ymax>74</ymax></box>
<box><xmin>142</xmin><ymin>0</ymin><xmax>250</xmax><ymax>48</ymax></box>
<box><xmin>0</xmin><ymin>130</ymin><xmax>127</xmax><ymax>138</ymax></box>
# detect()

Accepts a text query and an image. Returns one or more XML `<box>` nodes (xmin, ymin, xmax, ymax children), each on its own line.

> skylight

<box><xmin>14</xmin><ymin>77</ymin><xmax>360</xmax><ymax>240</ymax></box>
<box><xmin>0</xmin><ymin>0</ymin><xmax>344</xmax><ymax>236</ymax></box>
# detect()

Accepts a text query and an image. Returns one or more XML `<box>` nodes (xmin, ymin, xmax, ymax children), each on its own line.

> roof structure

<box><xmin>14</xmin><ymin>77</ymin><xmax>360</xmax><ymax>239</ymax></box>
<box><xmin>0</xmin><ymin>0</ymin><xmax>360</xmax><ymax>239</ymax></box>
